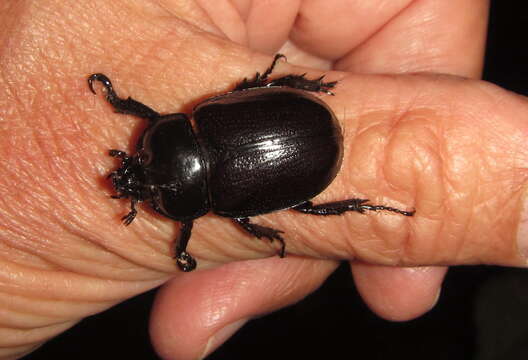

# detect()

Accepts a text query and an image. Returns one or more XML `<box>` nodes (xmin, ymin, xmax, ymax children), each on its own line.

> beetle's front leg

<box><xmin>293</xmin><ymin>200</ymin><xmax>415</xmax><ymax>216</ymax></box>
<box><xmin>233</xmin><ymin>218</ymin><xmax>286</xmax><ymax>257</ymax></box>
<box><xmin>88</xmin><ymin>73</ymin><xmax>160</xmax><ymax>121</ymax></box>
<box><xmin>175</xmin><ymin>220</ymin><xmax>197</xmax><ymax>272</ymax></box>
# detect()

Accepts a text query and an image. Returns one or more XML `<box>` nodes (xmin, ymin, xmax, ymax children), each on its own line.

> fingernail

<box><xmin>517</xmin><ymin>195</ymin><xmax>528</xmax><ymax>262</ymax></box>
<box><xmin>199</xmin><ymin>319</ymin><xmax>248</xmax><ymax>360</ymax></box>
<box><xmin>428</xmin><ymin>287</ymin><xmax>442</xmax><ymax>311</ymax></box>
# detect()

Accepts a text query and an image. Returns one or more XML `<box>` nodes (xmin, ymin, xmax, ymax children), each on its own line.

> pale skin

<box><xmin>1</xmin><ymin>0</ymin><xmax>526</xmax><ymax>359</ymax></box>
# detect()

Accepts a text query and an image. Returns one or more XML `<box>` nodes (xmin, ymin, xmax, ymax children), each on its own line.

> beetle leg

<box><xmin>233</xmin><ymin>218</ymin><xmax>286</xmax><ymax>257</ymax></box>
<box><xmin>293</xmin><ymin>200</ymin><xmax>415</xmax><ymax>217</ymax></box>
<box><xmin>259</xmin><ymin>54</ymin><xmax>287</xmax><ymax>83</ymax></box>
<box><xmin>88</xmin><ymin>73</ymin><xmax>160</xmax><ymax>121</ymax></box>
<box><xmin>234</xmin><ymin>54</ymin><xmax>287</xmax><ymax>90</ymax></box>
<box><xmin>175</xmin><ymin>220</ymin><xmax>197</xmax><ymax>272</ymax></box>
<box><xmin>267</xmin><ymin>74</ymin><xmax>337</xmax><ymax>95</ymax></box>
<box><xmin>233</xmin><ymin>53</ymin><xmax>336</xmax><ymax>94</ymax></box>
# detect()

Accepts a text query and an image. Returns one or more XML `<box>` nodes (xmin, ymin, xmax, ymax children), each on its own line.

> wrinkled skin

<box><xmin>2</xmin><ymin>1</ymin><xmax>528</xmax><ymax>359</ymax></box>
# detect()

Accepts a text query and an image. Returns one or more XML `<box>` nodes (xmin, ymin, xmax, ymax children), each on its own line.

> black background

<box><xmin>27</xmin><ymin>2</ymin><xmax>528</xmax><ymax>359</ymax></box>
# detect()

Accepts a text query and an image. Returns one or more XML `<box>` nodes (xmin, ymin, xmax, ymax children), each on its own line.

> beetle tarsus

<box><xmin>88</xmin><ymin>73</ymin><xmax>160</xmax><ymax>120</ymax></box>
<box><xmin>88</xmin><ymin>73</ymin><xmax>114</xmax><ymax>95</ymax></box>
<box><xmin>359</xmin><ymin>203</ymin><xmax>416</xmax><ymax>217</ymax></box>
<box><xmin>293</xmin><ymin>199</ymin><xmax>415</xmax><ymax>217</ymax></box>
<box><xmin>233</xmin><ymin>218</ymin><xmax>286</xmax><ymax>257</ymax></box>
<box><xmin>268</xmin><ymin>74</ymin><xmax>337</xmax><ymax>95</ymax></box>
<box><xmin>121</xmin><ymin>199</ymin><xmax>138</xmax><ymax>225</ymax></box>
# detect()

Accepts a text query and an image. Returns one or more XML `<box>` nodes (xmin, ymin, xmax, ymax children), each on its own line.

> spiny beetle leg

<box><xmin>233</xmin><ymin>217</ymin><xmax>286</xmax><ymax>257</ymax></box>
<box><xmin>88</xmin><ymin>73</ymin><xmax>160</xmax><ymax>120</ymax></box>
<box><xmin>293</xmin><ymin>199</ymin><xmax>415</xmax><ymax>217</ymax></box>
<box><xmin>235</xmin><ymin>54</ymin><xmax>287</xmax><ymax>90</ymax></box>
<box><xmin>267</xmin><ymin>74</ymin><xmax>337</xmax><ymax>95</ymax></box>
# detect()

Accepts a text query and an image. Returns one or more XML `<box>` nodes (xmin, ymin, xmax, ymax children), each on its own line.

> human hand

<box><xmin>2</xmin><ymin>1</ymin><xmax>525</xmax><ymax>360</ymax></box>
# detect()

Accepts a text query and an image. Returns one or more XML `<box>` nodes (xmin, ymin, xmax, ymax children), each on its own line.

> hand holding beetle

<box><xmin>0</xmin><ymin>1</ymin><xmax>524</xmax><ymax>359</ymax></box>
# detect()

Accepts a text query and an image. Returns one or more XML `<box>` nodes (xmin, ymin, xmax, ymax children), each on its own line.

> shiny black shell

<box><xmin>139</xmin><ymin>86</ymin><xmax>342</xmax><ymax>221</ymax></box>
<box><xmin>140</xmin><ymin>113</ymin><xmax>209</xmax><ymax>221</ymax></box>
<box><xmin>194</xmin><ymin>87</ymin><xmax>343</xmax><ymax>218</ymax></box>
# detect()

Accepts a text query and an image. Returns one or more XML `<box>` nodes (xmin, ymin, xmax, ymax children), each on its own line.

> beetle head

<box><xmin>108</xmin><ymin>151</ymin><xmax>146</xmax><ymax>201</ymax></box>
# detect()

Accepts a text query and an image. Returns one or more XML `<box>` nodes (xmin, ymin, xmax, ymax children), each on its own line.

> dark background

<box><xmin>28</xmin><ymin>2</ymin><xmax>528</xmax><ymax>359</ymax></box>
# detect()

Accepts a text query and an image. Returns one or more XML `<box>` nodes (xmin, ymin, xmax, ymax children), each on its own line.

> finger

<box><xmin>290</xmin><ymin>0</ymin><xmax>489</xmax><ymax>77</ymax></box>
<box><xmin>351</xmin><ymin>263</ymin><xmax>446</xmax><ymax>320</ymax></box>
<box><xmin>193</xmin><ymin>0</ymin><xmax>301</xmax><ymax>54</ymax></box>
<box><xmin>342</xmin><ymin>1</ymin><xmax>488</xmax><ymax>319</ymax></box>
<box><xmin>336</xmin><ymin>0</ymin><xmax>490</xmax><ymax>77</ymax></box>
<box><xmin>150</xmin><ymin>257</ymin><xmax>337</xmax><ymax>360</ymax></box>
<box><xmin>338</xmin><ymin>0</ymin><xmax>490</xmax><ymax>320</ymax></box>
<box><xmin>290</xmin><ymin>0</ymin><xmax>413</xmax><ymax>60</ymax></box>
<box><xmin>296</xmin><ymin>73</ymin><xmax>528</xmax><ymax>268</ymax></box>
<box><xmin>350</xmin><ymin>261</ymin><xmax>447</xmax><ymax>320</ymax></box>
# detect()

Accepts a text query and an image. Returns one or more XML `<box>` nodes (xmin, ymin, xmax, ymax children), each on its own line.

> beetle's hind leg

<box><xmin>233</xmin><ymin>218</ymin><xmax>286</xmax><ymax>257</ymax></box>
<box><xmin>234</xmin><ymin>54</ymin><xmax>336</xmax><ymax>94</ymax></box>
<box><xmin>267</xmin><ymin>74</ymin><xmax>337</xmax><ymax>95</ymax></box>
<box><xmin>293</xmin><ymin>199</ymin><xmax>415</xmax><ymax>217</ymax></box>
<box><xmin>88</xmin><ymin>73</ymin><xmax>160</xmax><ymax>121</ymax></box>
<box><xmin>175</xmin><ymin>220</ymin><xmax>197</xmax><ymax>272</ymax></box>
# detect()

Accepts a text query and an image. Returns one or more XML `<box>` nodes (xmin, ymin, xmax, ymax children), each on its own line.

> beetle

<box><xmin>88</xmin><ymin>54</ymin><xmax>414</xmax><ymax>272</ymax></box>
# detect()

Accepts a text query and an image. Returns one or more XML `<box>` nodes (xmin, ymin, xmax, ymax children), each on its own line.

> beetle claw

<box><xmin>176</xmin><ymin>251</ymin><xmax>197</xmax><ymax>272</ymax></box>
<box><xmin>88</xmin><ymin>73</ymin><xmax>114</xmax><ymax>95</ymax></box>
<box><xmin>121</xmin><ymin>210</ymin><xmax>137</xmax><ymax>225</ymax></box>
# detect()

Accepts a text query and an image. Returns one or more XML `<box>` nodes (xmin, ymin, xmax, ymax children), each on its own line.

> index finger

<box><xmin>291</xmin><ymin>0</ymin><xmax>489</xmax><ymax>77</ymax></box>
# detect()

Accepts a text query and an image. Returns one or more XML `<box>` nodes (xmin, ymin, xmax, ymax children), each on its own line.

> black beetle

<box><xmin>88</xmin><ymin>54</ymin><xmax>414</xmax><ymax>272</ymax></box>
